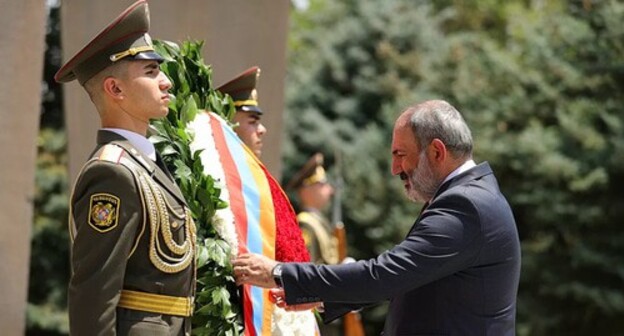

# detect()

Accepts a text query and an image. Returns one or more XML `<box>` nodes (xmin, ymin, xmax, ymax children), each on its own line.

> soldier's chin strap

<box><xmin>109</xmin><ymin>45</ymin><xmax>155</xmax><ymax>62</ymax></box>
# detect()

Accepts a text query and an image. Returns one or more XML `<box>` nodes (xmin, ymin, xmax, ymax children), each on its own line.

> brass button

<box><xmin>171</xmin><ymin>222</ymin><xmax>179</xmax><ymax>229</ymax></box>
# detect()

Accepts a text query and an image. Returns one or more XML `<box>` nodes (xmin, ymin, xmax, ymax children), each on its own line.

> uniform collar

<box><xmin>101</xmin><ymin>128</ymin><xmax>156</xmax><ymax>161</ymax></box>
<box><xmin>96</xmin><ymin>129</ymin><xmax>188</xmax><ymax>207</ymax></box>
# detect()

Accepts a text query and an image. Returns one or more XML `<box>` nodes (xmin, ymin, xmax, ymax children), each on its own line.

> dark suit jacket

<box><xmin>281</xmin><ymin>162</ymin><xmax>521</xmax><ymax>335</ymax></box>
<box><xmin>69</xmin><ymin>131</ymin><xmax>194</xmax><ymax>336</ymax></box>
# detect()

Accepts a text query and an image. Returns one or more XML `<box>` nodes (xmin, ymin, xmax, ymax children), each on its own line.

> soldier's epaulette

<box><xmin>97</xmin><ymin>144</ymin><xmax>125</xmax><ymax>164</ymax></box>
<box><xmin>296</xmin><ymin>211</ymin><xmax>315</xmax><ymax>224</ymax></box>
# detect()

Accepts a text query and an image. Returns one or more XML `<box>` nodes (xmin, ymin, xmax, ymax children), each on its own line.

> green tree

<box><xmin>28</xmin><ymin>129</ymin><xmax>69</xmax><ymax>336</ymax></box>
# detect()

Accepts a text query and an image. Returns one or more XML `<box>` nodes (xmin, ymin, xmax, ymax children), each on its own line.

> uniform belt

<box><xmin>118</xmin><ymin>289</ymin><xmax>193</xmax><ymax>317</ymax></box>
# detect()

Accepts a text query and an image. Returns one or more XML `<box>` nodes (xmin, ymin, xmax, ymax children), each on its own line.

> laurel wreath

<box><xmin>150</xmin><ymin>40</ymin><xmax>243</xmax><ymax>336</ymax></box>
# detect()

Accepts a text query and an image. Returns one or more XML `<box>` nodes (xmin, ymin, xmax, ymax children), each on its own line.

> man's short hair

<box><xmin>83</xmin><ymin>60</ymin><xmax>129</xmax><ymax>104</ymax></box>
<box><xmin>407</xmin><ymin>100</ymin><xmax>473</xmax><ymax>159</ymax></box>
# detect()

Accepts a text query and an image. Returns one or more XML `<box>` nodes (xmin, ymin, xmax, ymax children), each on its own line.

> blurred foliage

<box><xmin>28</xmin><ymin>129</ymin><xmax>69</xmax><ymax>336</ymax></box>
<box><xmin>27</xmin><ymin>3</ymin><xmax>69</xmax><ymax>335</ymax></box>
<box><xmin>286</xmin><ymin>0</ymin><xmax>624</xmax><ymax>335</ymax></box>
<box><xmin>152</xmin><ymin>40</ymin><xmax>242</xmax><ymax>335</ymax></box>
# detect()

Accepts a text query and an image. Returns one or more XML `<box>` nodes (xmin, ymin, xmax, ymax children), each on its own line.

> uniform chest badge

<box><xmin>88</xmin><ymin>193</ymin><xmax>120</xmax><ymax>232</ymax></box>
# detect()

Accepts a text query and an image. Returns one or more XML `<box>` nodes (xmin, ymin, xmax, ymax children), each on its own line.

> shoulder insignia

<box><xmin>297</xmin><ymin>211</ymin><xmax>338</xmax><ymax>264</ymax></box>
<box><xmin>297</xmin><ymin>211</ymin><xmax>314</xmax><ymax>224</ymax></box>
<box><xmin>98</xmin><ymin>144</ymin><xmax>124</xmax><ymax>164</ymax></box>
<box><xmin>301</xmin><ymin>228</ymin><xmax>312</xmax><ymax>247</ymax></box>
<box><xmin>88</xmin><ymin>193</ymin><xmax>120</xmax><ymax>232</ymax></box>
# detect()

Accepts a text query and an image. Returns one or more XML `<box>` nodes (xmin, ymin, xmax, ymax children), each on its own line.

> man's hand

<box><xmin>270</xmin><ymin>288</ymin><xmax>323</xmax><ymax>312</ymax></box>
<box><xmin>232</xmin><ymin>253</ymin><xmax>278</xmax><ymax>288</ymax></box>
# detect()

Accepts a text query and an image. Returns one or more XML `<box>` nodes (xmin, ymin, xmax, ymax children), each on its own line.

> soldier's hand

<box><xmin>232</xmin><ymin>253</ymin><xmax>277</xmax><ymax>288</ymax></box>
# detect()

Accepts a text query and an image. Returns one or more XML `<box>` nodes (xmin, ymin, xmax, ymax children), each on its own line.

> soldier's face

<box><xmin>118</xmin><ymin>60</ymin><xmax>172</xmax><ymax>122</ymax></box>
<box><xmin>232</xmin><ymin>111</ymin><xmax>266</xmax><ymax>157</ymax></box>
<box><xmin>315</xmin><ymin>182</ymin><xmax>334</xmax><ymax>209</ymax></box>
<box><xmin>300</xmin><ymin>182</ymin><xmax>333</xmax><ymax>210</ymax></box>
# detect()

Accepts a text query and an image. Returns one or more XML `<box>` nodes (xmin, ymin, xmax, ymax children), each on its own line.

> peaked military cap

<box><xmin>286</xmin><ymin>153</ymin><xmax>329</xmax><ymax>190</ymax></box>
<box><xmin>55</xmin><ymin>0</ymin><xmax>164</xmax><ymax>85</ymax></box>
<box><xmin>217</xmin><ymin>66</ymin><xmax>263</xmax><ymax>114</ymax></box>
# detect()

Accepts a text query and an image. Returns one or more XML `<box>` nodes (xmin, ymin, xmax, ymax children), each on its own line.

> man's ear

<box><xmin>102</xmin><ymin>77</ymin><xmax>124</xmax><ymax>100</ymax></box>
<box><xmin>429</xmin><ymin>138</ymin><xmax>447</xmax><ymax>163</ymax></box>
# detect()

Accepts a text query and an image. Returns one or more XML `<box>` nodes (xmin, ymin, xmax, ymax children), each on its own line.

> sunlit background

<box><xmin>24</xmin><ymin>0</ymin><xmax>624</xmax><ymax>335</ymax></box>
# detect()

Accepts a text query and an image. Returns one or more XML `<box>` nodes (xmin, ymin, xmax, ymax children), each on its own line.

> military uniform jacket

<box><xmin>68</xmin><ymin>131</ymin><xmax>196</xmax><ymax>336</ymax></box>
<box><xmin>297</xmin><ymin>210</ymin><xmax>338</xmax><ymax>265</ymax></box>
<box><xmin>280</xmin><ymin>163</ymin><xmax>521</xmax><ymax>335</ymax></box>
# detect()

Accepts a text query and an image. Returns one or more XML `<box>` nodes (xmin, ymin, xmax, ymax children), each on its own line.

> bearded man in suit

<box><xmin>233</xmin><ymin>100</ymin><xmax>521</xmax><ymax>335</ymax></box>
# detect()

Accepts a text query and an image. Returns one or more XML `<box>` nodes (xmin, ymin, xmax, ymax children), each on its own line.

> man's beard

<box><xmin>405</xmin><ymin>152</ymin><xmax>440</xmax><ymax>203</ymax></box>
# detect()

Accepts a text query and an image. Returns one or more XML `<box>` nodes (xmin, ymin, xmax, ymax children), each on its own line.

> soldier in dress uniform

<box><xmin>55</xmin><ymin>1</ymin><xmax>196</xmax><ymax>335</ymax></box>
<box><xmin>217</xmin><ymin>66</ymin><xmax>267</xmax><ymax>158</ymax></box>
<box><xmin>286</xmin><ymin>154</ymin><xmax>339</xmax><ymax>267</ymax></box>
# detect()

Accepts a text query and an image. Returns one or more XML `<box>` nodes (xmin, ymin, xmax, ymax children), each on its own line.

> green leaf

<box><xmin>180</xmin><ymin>96</ymin><xmax>198</xmax><ymax>125</ymax></box>
<box><xmin>160</xmin><ymin>145</ymin><xmax>178</xmax><ymax>156</ymax></box>
<box><xmin>149</xmin><ymin>134</ymin><xmax>170</xmax><ymax>145</ymax></box>
<box><xmin>174</xmin><ymin>162</ymin><xmax>192</xmax><ymax>180</ymax></box>
<box><xmin>196</xmin><ymin>245</ymin><xmax>209</xmax><ymax>268</ymax></box>
<box><xmin>212</xmin><ymin>286</ymin><xmax>230</xmax><ymax>306</ymax></box>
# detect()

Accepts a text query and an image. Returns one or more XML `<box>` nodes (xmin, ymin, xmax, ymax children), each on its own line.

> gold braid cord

<box><xmin>138</xmin><ymin>172</ymin><xmax>196</xmax><ymax>273</ymax></box>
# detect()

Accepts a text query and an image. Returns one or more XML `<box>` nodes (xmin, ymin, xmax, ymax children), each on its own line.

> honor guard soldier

<box><xmin>55</xmin><ymin>1</ymin><xmax>196</xmax><ymax>335</ymax></box>
<box><xmin>286</xmin><ymin>153</ymin><xmax>339</xmax><ymax>266</ymax></box>
<box><xmin>217</xmin><ymin>66</ymin><xmax>267</xmax><ymax>158</ymax></box>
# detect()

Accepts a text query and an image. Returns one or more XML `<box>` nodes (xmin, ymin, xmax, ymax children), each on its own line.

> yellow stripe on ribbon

<box><xmin>244</xmin><ymin>147</ymin><xmax>276</xmax><ymax>335</ymax></box>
